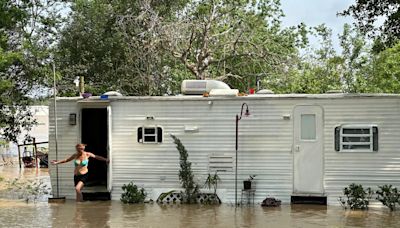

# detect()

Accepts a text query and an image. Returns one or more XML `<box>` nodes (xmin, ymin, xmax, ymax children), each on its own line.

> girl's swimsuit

<box><xmin>74</xmin><ymin>159</ymin><xmax>89</xmax><ymax>166</ymax></box>
<box><xmin>74</xmin><ymin>158</ymin><xmax>89</xmax><ymax>186</ymax></box>
<box><xmin>74</xmin><ymin>173</ymin><xmax>89</xmax><ymax>186</ymax></box>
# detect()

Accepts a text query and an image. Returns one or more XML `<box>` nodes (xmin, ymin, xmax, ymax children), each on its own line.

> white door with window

<box><xmin>293</xmin><ymin>105</ymin><xmax>324</xmax><ymax>194</ymax></box>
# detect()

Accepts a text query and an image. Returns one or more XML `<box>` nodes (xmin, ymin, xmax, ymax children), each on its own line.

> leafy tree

<box><xmin>337</xmin><ymin>24</ymin><xmax>371</xmax><ymax>93</ymax></box>
<box><xmin>278</xmin><ymin>23</ymin><xmax>376</xmax><ymax>94</ymax></box>
<box><xmin>162</xmin><ymin>0</ymin><xmax>300</xmax><ymax>92</ymax></box>
<box><xmin>56</xmin><ymin>0</ymin><xmax>302</xmax><ymax>94</ymax></box>
<box><xmin>340</xmin><ymin>0</ymin><xmax>400</xmax><ymax>51</ymax></box>
<box><xmin>1</xmin><ymin>0</ymin><xmax>66</xmax><ymax>142</ymax></box>
<box><xmin>364</xmin><ymin>42</ymin><xmax>400</xmax><ymax>93</ymax></box>
<box><xmin>57</xmin><ymin>0</ymin><xmax>189</xmax><ymax>96</ymax></box>
<box><xmin>1</xmin><ymin>0</ymin><xmax>33</xmax><ymax>142</ymax></box>
<box><xmin>266</xmin><ymin>24</ymin><xmax>342</xmax><ymax>94</ymax></box>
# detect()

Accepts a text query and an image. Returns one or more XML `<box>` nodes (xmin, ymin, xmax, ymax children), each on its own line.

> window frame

<box><xmin>137</xmin><ymin>126</ymin><xmax>163</xmax><ymax>144</ymax></box>
<box><xmin>336</xmin><ymin>124</ymin><xmax>378</xmax><ymax>153</ymax></box>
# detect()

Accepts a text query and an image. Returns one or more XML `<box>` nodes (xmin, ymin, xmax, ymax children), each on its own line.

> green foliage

<box><xmin>120</xmin><ymin>181</ymin><xmax>147</xmax><ymax>204</ymax></box>
<box><xmin>55</xmin><ymin>0</ymin><xmax>302</xmax><ymax>95</ymax></box>
<box><xmin>165</xmin><ymin>0</ymin><xmax>299</xmax><ymax>93</ymax></box>
<box><xmin>204</xmin><ymin>172</ymin><xmax>220</xmax><ymax>195</ymax></box>
<box><xmin>364</xmin><ymin>43</ymin><xmax>400</xmax><ymax>93</ymax></box>
<box><xmin>56</xmin><ymin>0</ymin><xmax>189</xmax><ymax>96</ymax></box>
<box><xmin>1</xmin><ymin>0</ymin><xmax>67</xmax><ymax>142</ymax></box>
<box><xmin>340</xmin><ymin>0</ymin><xmax>400</xmax><ymax>51</ymax></box>
<box><xmin>376</xmin><ymin>184</ymin><xmax>400</xmax><ymax>211</ymax></box>
<box><xmin>156</xmin><ymin>190</ymin><xmax>177</xmax><ymax>202</ymax></box>
<box><xmin>268</xmin><ymin>23</ymin><xmax>375</xmax><ymax>94</ymax></box>
<box><xmin>338</xmin><ymin>183</ymin><xmax>373</xmax><ymax>210</ymax></box>
<box><xmin>170</xmin><ymin>134</ymin><xmax>199</xmax><ymax>204</ymax></box>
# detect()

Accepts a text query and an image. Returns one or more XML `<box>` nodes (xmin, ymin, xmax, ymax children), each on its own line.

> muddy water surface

<box><xmin>1</xmin><ymin>200</ymin><xmax>400</xmax><ymax>228</ymax></box>
<box><xmin>1</xmin><ymin>167</ymin><xmax>400</xmax><ymax>227</ymax></box>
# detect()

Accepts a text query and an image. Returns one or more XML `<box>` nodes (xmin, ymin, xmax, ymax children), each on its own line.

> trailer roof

<box><xmin>55</xmin><ymin>93</ymin><xmax>400</xmax><ymax>102</ymax></box>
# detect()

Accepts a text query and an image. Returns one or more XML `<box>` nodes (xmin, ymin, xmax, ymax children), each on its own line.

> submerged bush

<box><xmin>338</xmin><ymin>183</ymin><xmax>373</xmax><ymax>210</ymax></box>
<box><xmin>120</xmin><ymin>181</ymin><xmax>147</xmax><ymax>204</ymax></box>
<box><xmin>376</xmin><ymin>184</ymin><xmax>400</xmax><ymax>211</ymax></box>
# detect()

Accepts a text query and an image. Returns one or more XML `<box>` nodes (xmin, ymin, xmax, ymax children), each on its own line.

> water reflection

<box><xmin>1</xmin><ymin>167</ymin><xmax>400</xmax><ymax>227</ymax></box>
<box><xmin>0</xmin><ymin>200</ymin><xmax>400</xmax><ymax>227</ymax></box>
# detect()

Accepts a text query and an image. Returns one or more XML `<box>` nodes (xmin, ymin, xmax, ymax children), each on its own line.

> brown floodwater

<box><xmin>1</xmin><ymin>167</ymin><xmax>400</xmax><ymax>227</ymax></box>
<box><xmin>1</xmin><ymin>200</ymin><xmax>400</xmax><ymax>228</ymax></box>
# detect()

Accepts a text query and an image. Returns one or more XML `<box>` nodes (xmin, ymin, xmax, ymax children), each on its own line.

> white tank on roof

<box><xmin>181</xmin><ymin>80</ymin><xmax>230</xmax><ymax>95</ymax></box>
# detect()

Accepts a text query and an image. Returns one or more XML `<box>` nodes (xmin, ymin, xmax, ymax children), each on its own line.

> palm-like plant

<box><xmin>204</xmin><ymin>172</ymin><xmax>221</xmax><ymax>195</ymax></box>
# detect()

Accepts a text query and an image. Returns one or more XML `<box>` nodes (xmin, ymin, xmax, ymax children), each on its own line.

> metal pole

<box><xmin>53</xmin><ymin>62</ymin><xmax>60</xmax><ymax>198</ymax></box>
<box><xmin>235</xmin><ymin>114</ymin><xmax>239</xmax><ymax>206</ymax></box>
<box><xmin>33</xmin><ymin>137</ymin><xmax>38</xmax><ymax>173</ymax></box>
<box><xmin>18</xmin><ymin>145</ymin><xmax>21</xmax><ymax>169</ymax></box>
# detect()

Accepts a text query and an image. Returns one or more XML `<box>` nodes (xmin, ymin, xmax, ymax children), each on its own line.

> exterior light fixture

<box><xmin>235</xmin><ymin>102</ymin><xmax>251</xmax><ymax>206</ymax></box>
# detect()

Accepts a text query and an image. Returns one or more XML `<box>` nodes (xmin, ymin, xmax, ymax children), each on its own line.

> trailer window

<box><xmin>138</xmin><ymin>126</ymin><xmax>163</xmax><ymax>143</ymax></box>
<box><xmin>334</xmin><ymin>125</ymin><xmax>378</xmax><ymax>152</ymax></box>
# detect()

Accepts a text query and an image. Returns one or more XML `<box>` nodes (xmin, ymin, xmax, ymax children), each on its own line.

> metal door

<box><xmin>293</xmin><ymin>105</ymin><xmax>324</xmax><ymax>194</ymax></box>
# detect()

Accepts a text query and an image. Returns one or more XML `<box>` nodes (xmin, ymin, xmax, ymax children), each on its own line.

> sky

<box><xmin>280</xmin><ymin>0</ymin><xmax>355</xmax><ymax>51</ymax></box>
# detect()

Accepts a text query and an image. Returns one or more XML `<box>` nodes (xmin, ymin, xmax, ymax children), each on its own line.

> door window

<box><xmin>301</xmin><ymin>114</ymin><xmax>316</xmax><ymax>140</ymax></box>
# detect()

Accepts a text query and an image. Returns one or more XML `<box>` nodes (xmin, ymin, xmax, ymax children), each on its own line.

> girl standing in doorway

<box><xmin>51</xmin><ymin>143</ymin><xmax>109</xmax><ymax>202</ymax></box>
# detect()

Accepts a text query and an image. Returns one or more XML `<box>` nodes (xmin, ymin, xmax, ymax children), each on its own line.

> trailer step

<box><xmin>291</xmin><ymin>195</ymin><xmax>327</xmax><ymax>205</ymax></box>
<box><xmin>82</xmin><ymin>192</ymin><xmax>111</xmax><ymax>201</ymax></box>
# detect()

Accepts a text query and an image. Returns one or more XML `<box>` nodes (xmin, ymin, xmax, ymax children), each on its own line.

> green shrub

<box><xmin>170</xmin><ymin>134</ymin><xmax>199</xmax><ymax>204</ymax></box>
<box><xmin>376</xmin><ymin>184</ymin><xmax>400</xmax><ymax>211</ymax></box>
<box><xmin>338</xmin><ymin>183</ymin><xmax>373</xmax><ymax>210</ymax></box>
<box><xmin>120</xmin><ymin>181</ymin><xmax>147</xmax><ymax>204</ymax></box>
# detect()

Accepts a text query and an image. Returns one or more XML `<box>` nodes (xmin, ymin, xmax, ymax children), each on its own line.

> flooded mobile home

<box><xmin>48</xmin><ymin>80</ymin><xmax>400</xmax><ymax>205</ymax></box>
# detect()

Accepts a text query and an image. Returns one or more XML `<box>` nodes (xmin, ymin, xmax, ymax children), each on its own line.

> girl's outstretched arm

<box><xmin>86</xmin><ymin>152</ymin><xmax>109</xmax><ymax>163</ymax></box>
<box><xmin>51</xmin><ymin>154</ymin><xmax>75</xmax><ymax>165</ymax></box>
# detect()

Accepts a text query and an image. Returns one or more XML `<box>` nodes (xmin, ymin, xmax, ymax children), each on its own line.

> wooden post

<box><xmin>79</xmin><ymin>76</ymin><xmax>85</xmax><ymax>95</ymax></box>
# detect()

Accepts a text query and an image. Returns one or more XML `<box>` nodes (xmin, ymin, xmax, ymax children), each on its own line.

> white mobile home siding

<box><xmin>322</xmin><ymin>98</ymin><xmax>400</xmax><ymax>205</ymax></box>
<box><xmin>49</xmin><ymin>95</ymin><xmax>400</xmax><ymax>205</ymax></box>
<box><xmin>49</xmin><ymin>100</ymin><xmax>80</xmax><ymax>199</ymax></box>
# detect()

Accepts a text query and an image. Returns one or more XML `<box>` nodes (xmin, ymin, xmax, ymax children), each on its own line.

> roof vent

<box><xmin>209</xmin><ymin>89</ymin><xmax>239</xmax><ymax>97</ymax></box>
<box><xmin>103</xmin><ymin>91</ymin><xmax>123</xmax><ymax>96</ymax></box>
<box><xmin>181</xmin><ymin>80</ymin><xmax>230</xmax><ymax>95</ymax></box>
<box><xmin>256</xmin><ymin>89</ymin><xmax>274</xmax><ymax>94</ymax></box>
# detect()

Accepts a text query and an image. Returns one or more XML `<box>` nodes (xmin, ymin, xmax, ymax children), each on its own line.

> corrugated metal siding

<box><xmin>48</xmin><ymin>96</ymin><xmax>400</xmax><ymax>205</ymax></box>
<box><xmin>109</xmin><ymin>99</ymin><xmax>294</xmax><ymax>204</ymax></box>
<box><xmin>323</xmin><ymin>98</ymin><xmax>400</xmax><ymax>205</ymax></box>
<box><xmin>49</xmin><ymin>100</ymin><xmax>80</xmax><ymax>199</ymax></box>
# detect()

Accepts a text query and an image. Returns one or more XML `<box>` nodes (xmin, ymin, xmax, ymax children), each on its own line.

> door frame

<box><xmin>292</xmin><ymin>105</ymin><xmax>325</xmax><ymax>194</ymax></box>
<box><xmin>78</xmin><ymin>102</ymin><xmax>112</xmax><ymax>192</ymax></box>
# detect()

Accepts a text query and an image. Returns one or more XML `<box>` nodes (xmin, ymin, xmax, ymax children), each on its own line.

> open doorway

<box><xmin>81</xmin><ymin>108</ymin><xmax>108</xmax><ymax>188</ymax></box>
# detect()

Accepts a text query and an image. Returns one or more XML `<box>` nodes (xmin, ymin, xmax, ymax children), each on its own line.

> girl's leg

<box><xmin>75</xmin><ymin>181</ymin><xmax>84</xmax><ymax>202</ymax></box>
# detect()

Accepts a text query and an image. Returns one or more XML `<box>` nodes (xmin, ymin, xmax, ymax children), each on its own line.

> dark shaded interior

<box><xmin>81</xmin><ymin>108</ymin><xmax>108</xmax><ymax>187</ymax></box>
